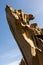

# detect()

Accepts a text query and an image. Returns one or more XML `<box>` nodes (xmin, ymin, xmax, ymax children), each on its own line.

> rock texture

<box><xmin>5</xmin><ymin>5</ymin><xmax>43</xmax><ymax>65</ymax></box>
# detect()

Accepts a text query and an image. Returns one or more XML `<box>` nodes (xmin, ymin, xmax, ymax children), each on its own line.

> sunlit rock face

<box><xmin>5</xmin><ymin>5</ymin><xmax>43</xmax><ymax>65</ymax></box>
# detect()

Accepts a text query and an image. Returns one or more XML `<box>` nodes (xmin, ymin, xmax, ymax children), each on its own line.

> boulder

<box><xmin>5</xmin><ymin>5</ymin><xmax>43</xmax><ymax>65</ymax></box>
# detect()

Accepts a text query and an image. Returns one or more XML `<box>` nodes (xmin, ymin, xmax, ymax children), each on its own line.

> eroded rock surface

<box><xmin>5</xmin><ymin>5</ymin><xmax>43</xmax><ymax>65</ymax></box>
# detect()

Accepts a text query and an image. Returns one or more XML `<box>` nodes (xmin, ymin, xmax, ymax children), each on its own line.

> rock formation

<box><xmin>5</xmin><ymin>5</ymin><xmax>43</xmax><ymax>65</ymax></box>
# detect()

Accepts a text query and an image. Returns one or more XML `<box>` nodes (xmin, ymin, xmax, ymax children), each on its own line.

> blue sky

<box><xmin>0</xmin><ymin>0</ymin><xmax>43</xmax><ymax>65</ymax></box>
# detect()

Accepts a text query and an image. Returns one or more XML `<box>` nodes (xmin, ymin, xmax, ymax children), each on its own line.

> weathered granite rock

<box><xmin>5</xmin><ymin>5</ymin><xmax>43</xmax><ymax>65</ymax></box>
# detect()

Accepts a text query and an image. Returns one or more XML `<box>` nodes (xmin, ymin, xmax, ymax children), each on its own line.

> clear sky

<box><xmin>0</xmin><ymin>0</ymin><xmax>43</xmax><ymax>65</ymax></box>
